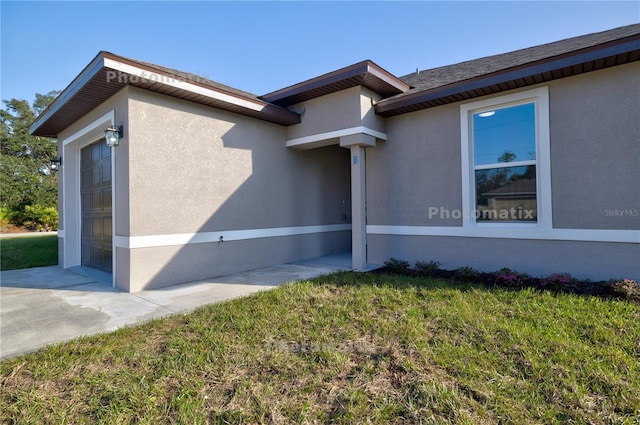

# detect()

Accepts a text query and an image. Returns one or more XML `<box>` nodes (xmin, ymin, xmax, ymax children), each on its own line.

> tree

<box><xmin>1</xmin><ymin>91</ymin><xmax>60</xmax><ymax>224</ymax></box>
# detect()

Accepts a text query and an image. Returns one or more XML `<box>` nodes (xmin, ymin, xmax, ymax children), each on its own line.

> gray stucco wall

<box><xmin>367</xmin><ymin>103</ymin><xmax>463</xmax><ymax>226</ymax></box>
<box><xmin>365</xmin><ymin>64</ymin><xmax>639</xmax><ymax>281</ymax></box>
<box><xmin>549</xmin><ymin>62</ymin><xmax>640</xmax><ymax>230</ymax></box>
<box><xmin>367</xmin><ymin>63</ymin><xmax>640</xmax><ymax>231</ymax></box>
<box><xmin>368</xmin><ymin>234</ymin><xmax>640</xmax><ymax>281</ymax></box>
<box><xmin>128</xmin><ymin>231</ymin><xmax>350</xmax><ymax>291</ymax></box>
<box><xmin>121</xmin><ymin>87</ymin><xmax>351</xmax><ymax>291</ymax></box>
<box><xmin>128</xmin><ymin>88</ymin><xmax>351</xmax><ymax>235</ymax></box>
<box><xmin>286</xmin><ymin>86</ymin><xmax>384</xmax><ymax>141</ymax></box>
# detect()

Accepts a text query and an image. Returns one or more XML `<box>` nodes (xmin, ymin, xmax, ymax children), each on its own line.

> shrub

<box><xmin>0</xmin><ymin>207</ymin><xmax>17</xmax><ymax>229</ymax></box>
<box><xmin>610</xmin><ymin>279</ymin><xmax>640</xmax><ymax>302</ymax></box>
<box><xmin>21</xmin><ymin>205</ymin><xmax>58</xmax><ymax>231</ymax></box>
<box><xmin>383</xmin><ymin>258</ymin><xmax>411</xmax><ymax>275</ymax></box>
<box><xmin>454</xmin><ymin>266</ymin><xmax>480</xmax><ymax>282</ymax></box>
<box><xmin>414</xmin><ymin>260</ymin><xmax>441</xmax><ymax>276</ymax></box>
<box><xmin>541</xmin><ymin>273</ymin><xmax>575</xmax><ymax>291</ymax></box>
<box><xmin>494</xmin><ymin>268</ymin><xmax>528</xmax><ymax>287</ymax></box>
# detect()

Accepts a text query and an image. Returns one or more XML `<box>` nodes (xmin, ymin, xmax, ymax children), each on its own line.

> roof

<box><xmin>31</xmin><ymin>24</ymin><xmax>640</xmax><ymax>137</ymax></box>
<box><xmin>31</xmin><ymin>52</ymin><xmax>301</xmax><ymax>137</ymax></box>
<box><xmin>262</xmin><ymin>60</ymin><xmax>410</xmax><ymax>107</ymax></box>
<box><xmin>376</xmin><ymin>24</ymin><xmax>640</xmax><ymax>117</ymax></box>
<box><xmin>483</xmin><ymin>179</ymin><xmax>537</xmax><ymax>197</ymax></box>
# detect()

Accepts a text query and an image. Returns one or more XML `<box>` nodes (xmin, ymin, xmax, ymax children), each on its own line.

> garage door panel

<box><xmin>102</xmin><ymin>163</ymin><xmax>112</xmax><ymax>183</ymax></box>
<box><xmin>91</xmin><ymin>143</ymin><xmax>101</xmax><ymax>161</ymax></box>
<box><xmin>81</xmin><ymin>139</ymin><xmax>112</xmax><ymax>273</ymax></box>
<box><xmin>81</xmin><ymin>169</ymin><xmax>91</xmax><ymax>189</ymax></box>
<box><xmin>81</xmin><ymin>192</ymin><xmax>92</xmax><ymax>212</ymax></box>
<box><xmin>103</xmin><ymin>190</ymin><xmax>112</xmax><ymax>209</ymax></box>
<box><xmin>92</xmin><ymin>191</ymin><xmax>102</xmax><ymax>210</ymax></box>
<box><xmin>104</xmin><ymin>217</ymin><xmax>112</xmax><ymax>237</ymax></box>
<box><xmin>91</xmin><ymin>166</ymin><xmax>101</xmax><ymax>186</ymax></box>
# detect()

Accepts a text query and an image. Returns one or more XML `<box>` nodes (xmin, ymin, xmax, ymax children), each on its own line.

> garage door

<box><xmin>81</xmin><ymin>139</ymin><xmax>112</xmax><ymax>273</ymax></box>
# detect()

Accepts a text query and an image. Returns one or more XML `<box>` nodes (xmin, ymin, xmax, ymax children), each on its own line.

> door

<box><xmin>81</xmin><ymin>139</ymin><xmax>112</xmax><ymax>273</ymax></box>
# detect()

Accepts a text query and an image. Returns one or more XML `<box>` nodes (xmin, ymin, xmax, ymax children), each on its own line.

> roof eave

<box><xmin>31</xmin><ymin>53</ymin><xmax>301</xmax><ymax>137</ymax></box>
<box><xmin>376</xmin><ymin>37</ymin><xmax>640</xmax><ymax>117</ymax></box>
<box><xmin>261</xmin><ymin>60</ymin><xmax>410</xmax><ymax>107</ymax></box>
<box><xmin>30</xmin><ymin>52</ymin><xmax>107</xmax><ymax>137</ymax></box>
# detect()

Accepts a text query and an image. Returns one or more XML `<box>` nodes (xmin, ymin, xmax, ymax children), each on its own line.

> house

<box><xmin>31</xmin><ymin>24</ymin><xmax>640</xmax><ymax>292</ymax></box>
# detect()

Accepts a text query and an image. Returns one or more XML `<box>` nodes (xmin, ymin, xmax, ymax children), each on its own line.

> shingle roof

<box><xmin>376</xmin><ymin>24</ymin><xmax>640</xmax><ymax>116</ymax></box>
<box><xmin>400</xmin><ymin>24</ymin><xmax>640</xmax><ymax>92</ymax></box>
<box><xmin>482</xmin><ymin>179</ymin><xmax>537</xmax><ymax>197</ymax></box>
<box><xmin>119</xmin><ymin>54</ymin><xmax>263</xmax><ymax>100</ymax></box>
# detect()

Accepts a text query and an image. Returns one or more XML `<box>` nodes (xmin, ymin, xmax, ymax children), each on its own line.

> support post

<box><xmin>350</xmin><ymin>145</ymin><xmax>367</xmax><ymax>271</ymax></box>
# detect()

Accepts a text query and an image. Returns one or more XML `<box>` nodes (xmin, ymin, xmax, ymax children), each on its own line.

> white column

<box><xmin>350</xmin><ymin>145</ymin><xmax>367</xmax><ymax>270</ymax></box>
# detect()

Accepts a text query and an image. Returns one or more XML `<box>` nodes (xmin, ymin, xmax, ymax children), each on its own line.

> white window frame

<box><xmin>460</xmin><ymin>87</ymin><xmax>552</xmax><ymax>234</ymax></box>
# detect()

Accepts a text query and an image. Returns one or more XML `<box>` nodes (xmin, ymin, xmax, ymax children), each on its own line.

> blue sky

<box><xmin>1</xmin><ymin>1</ymin><xmax>639</xmax><ymax>104</ymax></box>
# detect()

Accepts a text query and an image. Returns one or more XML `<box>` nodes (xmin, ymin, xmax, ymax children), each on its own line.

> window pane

<box><xmin>475</xmin><ymin>165</ymin><xmax>537</xmax><ymax>222</ymax></box>
<box><xmin>473</xmin><ymin>103</ymin><xmax>535</xmax><ymax>166</ymax></box>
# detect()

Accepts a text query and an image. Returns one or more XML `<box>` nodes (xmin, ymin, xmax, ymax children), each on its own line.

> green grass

<box><xmin>0</xmin><ymin>234</ymin><xmax>58</xmax><ymax>271</ymax></box>
<box><xmin>1</xmin><ymin>272</ymin><xmax>639</xmax><ymax>424</ymax></box>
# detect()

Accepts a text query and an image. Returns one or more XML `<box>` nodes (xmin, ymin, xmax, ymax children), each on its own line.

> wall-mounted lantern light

<box><xmin>50</xmin><ymin>157</ymin><xmax>62</xmax><ymax>171</ymax></box>
<box><xmin>105</xmin><ymin>125</ymin><xmax>123</xmax><ymax>147</ymax></box>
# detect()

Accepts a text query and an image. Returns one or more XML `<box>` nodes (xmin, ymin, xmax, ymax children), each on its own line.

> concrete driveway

<box><xmin>0</xmin><ymin>253</ymin><xmax>352</xmax><ymax>360</ymax></box>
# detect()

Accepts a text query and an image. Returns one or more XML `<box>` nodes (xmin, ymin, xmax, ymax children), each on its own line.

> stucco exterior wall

<box><xmin>127</xmin><ymin>232</ymin><xmax>350</xmax><ymax>291</ymax></box>
<box><xmin>365</xmin><ymin>64</ymin><xmax>639</xmax><ymax>281</ymax></box>
<box><xmin>367</xmin><ymin>103</ymin><xmax>463</xmax><ymax>226</ymax></box>
<box><xmin>120</xmin><ymin>87</ymin><xmax>351</xmax><ymax>291</ymax></box>
<box><xmin>368</xmin><ymin>234</ymin><xmax>640</xmax><ymax>281</ymax></box>
<box><xmin>128</xmin><ymin>87</ymin><xmax>351</xmax><ymax>235</ymax></box>
<box><xmin>548</xmin><ymin>62</ymin><xmax>640</xmax><ymax>230</ymax></box>
<box><xmin>286</xmin><ymin>86</ymin><xmax>379</xmax><ymax>141</ymax></box>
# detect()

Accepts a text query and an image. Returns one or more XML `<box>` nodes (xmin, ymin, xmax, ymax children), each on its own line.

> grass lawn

<box><xmin>1</xmin><ymin>272</ymin><xmax>638</xmax><ymax>423</ymax></box>
<box><xmin>0</xmin><ymin>234</ymin><xmax>58</xmax><ymax>271</ymax></box>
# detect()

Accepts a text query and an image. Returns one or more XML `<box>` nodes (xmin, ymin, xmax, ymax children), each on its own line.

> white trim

<box><xmin>367</xmin><ymin>225</ymin><xmax>640</xmax><ymax>244</ymax></box>
<box><xmin>103</xmin><ymin>58</ymin><xmax>267</xmax><ymax>113</ymax></box>
<box><xmin>110</xmin><ymin>144</ymin><xmax>116</xmax><ymax>286</ymax></box>
<box><xmin>367</xmin><ymin>65</ymin><xmax>410</xmax><ymax>93</ymax></box>
<box><xmin>114</xmin><ymin>224</ymin><xmax>352</xmax><ymax>249</ymax></box>
<box><xmin>474</xmin><ymin>160</ymin><xmax>536</xmax><ymax>171</ymax></box>
<box><xmin>60</xmin><ymin>111</ymin><xmax>115</xmax><ymax>147</ymax></box>
<box><xmin>57</xmin><ymin>230</ymin><xmax>65</xmax><ymax>238</ymax></box>
<box><xmin>460</xmin><ymin>87</ymin><xmax>552</xmax><ymax>231</ymax></box>
<box><xmin>286</xmin><ymin>126</ymin><xmax>387</xmax><ymax>148</ymax></box>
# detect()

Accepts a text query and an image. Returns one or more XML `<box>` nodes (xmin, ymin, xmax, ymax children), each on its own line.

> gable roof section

<box><xmin>261</xmin><ymin>60</ymin><xmax>410</xmax><ymax>107</ymax></box>
<box><xmin>31</xmin><ymin>52</ymin><xmax>301</xmax><ymax>137</ymax></box>
<box><xmin>376</xmin><ymin>24</ymin><xmax>640</xmax><ymax>117</ymax></box>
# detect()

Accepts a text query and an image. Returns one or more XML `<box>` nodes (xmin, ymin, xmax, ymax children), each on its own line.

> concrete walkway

<box><xmin>0</xmin><ymin>253</ymin><xmax>352</xmax><ymax>360</ymax></box>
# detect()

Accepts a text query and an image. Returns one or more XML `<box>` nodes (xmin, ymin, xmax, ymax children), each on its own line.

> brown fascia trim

<box><xmin>31</xmin><ymin>52</ymin><xmax>300</xmax><ymax>135</ymax></box>
<box><xmin>262</xmin><ymin>60</ymin><xmax>410</xmax><ymax>105</ymax></box>
<box><xmin>376</xmin><ymin>35</ymin><xmax>640</xmax><ymax>116</ymax></box>
<box><xmin>101</xmin><ymin>52</ymin><xmax>301</xmax><ymax>124</ymax></box>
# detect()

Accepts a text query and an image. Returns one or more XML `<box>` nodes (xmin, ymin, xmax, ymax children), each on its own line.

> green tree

<box><xmin>1</xmin><ymin>91</ymin><xmax>60</xmax><ymax>222</ymax></box>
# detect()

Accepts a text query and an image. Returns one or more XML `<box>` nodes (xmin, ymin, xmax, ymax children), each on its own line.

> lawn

<box><xmin>1</xmin><ymin>272</ymin><xmax>638</xmax><ymax>424</ymax></box>
<box><xmin>0</xmin><ymin>234</ymin><xmax>58</xmax><ymax>271</ymax></box>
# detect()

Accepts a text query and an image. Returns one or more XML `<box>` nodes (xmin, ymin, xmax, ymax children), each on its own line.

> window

<box><xmin>461</xmin><ymin>87</ymin><xmax>551</xmax><ymax>228</ymax></box>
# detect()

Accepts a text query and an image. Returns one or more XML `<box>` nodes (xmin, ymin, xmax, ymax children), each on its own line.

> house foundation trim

<box><xmin>114</xmin><ymin>224</ymin><xmax>352</xmax><ymax>249</ymax></box>
<box><xmin>367</xmin><ymin>225</ymin><xmax>639</xmax><ymax>244</ymax></box>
